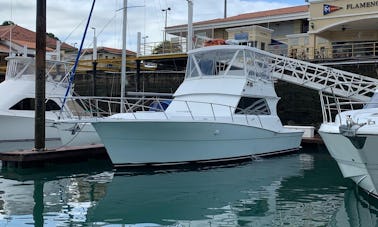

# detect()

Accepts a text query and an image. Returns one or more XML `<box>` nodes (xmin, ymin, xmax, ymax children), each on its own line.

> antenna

<box><xmin>9</xmin><ymin>0</ymin><xmax>13</xmax><ymax>56</ymax></box>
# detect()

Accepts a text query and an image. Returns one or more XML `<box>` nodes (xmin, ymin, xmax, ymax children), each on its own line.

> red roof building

<box><xmin>0</xmin><ymin>24</ymin><xmax>75</xmax><ymax>54</ymax></box>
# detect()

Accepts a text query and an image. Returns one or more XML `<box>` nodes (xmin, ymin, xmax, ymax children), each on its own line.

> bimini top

<box><xmin>185</xmin><ymin>45</ymin><xmax>272</xmax><ymax>81</ymax></box>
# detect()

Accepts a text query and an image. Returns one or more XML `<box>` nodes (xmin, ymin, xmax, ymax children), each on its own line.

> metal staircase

<box><xmin>261</xmin><ymin>50</ymin><xmax>378</xmax><ymax>101</ymax></box>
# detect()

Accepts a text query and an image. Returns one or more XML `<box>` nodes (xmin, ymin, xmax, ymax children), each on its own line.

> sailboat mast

<box><xmin>120</xmin><ymin>0</ymin><xmax>128</xmax><ymax>113</ymax></box>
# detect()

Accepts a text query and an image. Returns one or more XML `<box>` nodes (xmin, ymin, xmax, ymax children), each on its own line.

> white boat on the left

<box><xmin>0</xmin><ymin>54</ymin><xmax>75</xmax><ymax>143</ymax></box>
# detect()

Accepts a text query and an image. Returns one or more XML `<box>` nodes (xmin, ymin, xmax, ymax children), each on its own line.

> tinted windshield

<box><xmin>364</xmin><ymin>91</ymin><xmax>378</xmax><ymax>109</ymax></box>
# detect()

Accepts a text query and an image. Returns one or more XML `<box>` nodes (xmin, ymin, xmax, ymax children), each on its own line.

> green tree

<box><xmin>46</xmin><ymin>32</ymin><xmax>60</xmax><ymax>41</ymax></box>
<box><xmin>2</xmin><ymin>21</ymin><xmax>15</xmax><ymax>26</ymax></box>
<box><xmin>153</xmin><ymin>40</ymin><xmax>182</xmax><ymax>54</ymax></box>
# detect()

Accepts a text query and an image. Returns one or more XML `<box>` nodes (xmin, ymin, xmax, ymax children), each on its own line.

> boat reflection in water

<box><xmin>332</xmin><ymin>188</ymin><xmax>378</xmax><ymax>227</ymax></box>
<box><xmin>1</xmin><ymin>149</ymin><xmax>378</xmax><ymax>226</ymax></box>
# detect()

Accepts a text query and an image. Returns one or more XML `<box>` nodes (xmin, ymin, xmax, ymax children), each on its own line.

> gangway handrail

<box><xmin>258</xmin><ymin>49</ymin><xmax>378</xmax><ymax>101</ymax></box>
<box><xmin>318</xmin><ymin>82</ymin><xmax>378</xmax><ymax>123</ymax></box>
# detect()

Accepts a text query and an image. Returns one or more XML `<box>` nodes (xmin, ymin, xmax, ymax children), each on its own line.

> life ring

<box><xmin>204</xmin><ymin>39</ymin><xmax>226</xmax><ymax>46</ymax></box>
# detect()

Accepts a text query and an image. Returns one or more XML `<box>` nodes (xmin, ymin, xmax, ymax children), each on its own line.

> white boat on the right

<box><xmin>319</xmin><ymin>87</ymin><xmax>378</xmax><ymax>198</ymax></box>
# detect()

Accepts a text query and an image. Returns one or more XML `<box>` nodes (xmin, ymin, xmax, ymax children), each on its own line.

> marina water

<box><xmin>0</xmin><ymin>145</ymin><xmax>377</xmax><ymax>226</ymax></box>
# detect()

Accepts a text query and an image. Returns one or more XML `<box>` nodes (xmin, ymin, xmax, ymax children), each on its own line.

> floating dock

<box><xmin>0</xmin><ymin>135</ymin><xmax>323</xmax><ymax>169</ymax></box>
<box><xmin>0</xmin><ymin>144</ymin><xmax>110</xmax><ymax>168</ymax></box>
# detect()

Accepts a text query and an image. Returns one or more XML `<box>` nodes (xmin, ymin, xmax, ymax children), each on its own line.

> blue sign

<box><xmin>235</xmin><ymin>32</ymin><xmax>248</xmax><ymax>41</ymax></box>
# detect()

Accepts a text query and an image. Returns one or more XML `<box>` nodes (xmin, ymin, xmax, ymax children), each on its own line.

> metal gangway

<box><xmin>259</xmin><ymin>49</ymin><xmax>378</xmax><ymax>101</ymax></box>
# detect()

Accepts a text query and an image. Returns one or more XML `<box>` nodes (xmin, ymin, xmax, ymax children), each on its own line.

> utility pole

<box><xmin>224</xmin><ymin>0</ymin><xmax>227</xmax><ymax>18</ymax></box>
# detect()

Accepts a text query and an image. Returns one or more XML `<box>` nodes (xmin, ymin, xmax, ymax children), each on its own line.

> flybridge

<box><xmin>185</xmin><ymin>45</ymin><xmax>378</xmax><ymax>102</ymax></box>
<box><xmin>183</xmin><ymin>45</ymin><xmax>378</xmax><ymax>101</ymax></box>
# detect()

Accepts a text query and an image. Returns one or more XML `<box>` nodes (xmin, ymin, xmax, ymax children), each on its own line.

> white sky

<box><xmin>0</xmin><ymin>0</ymin><xmax>307</xmax><ymax>52</ymax></box>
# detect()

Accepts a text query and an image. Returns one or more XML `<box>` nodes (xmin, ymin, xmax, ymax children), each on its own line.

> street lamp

<box><xmin>91</xmin><ymin>27</ymin><xmax>97</xmax><ymax>61</ymax></box>
<box><xmin>162</xmin><ymin>7</ymin><xmax>171</xmax><ymax>43</ymax></box>
<box><xmin>142</xmin><ymin>35</ymin><xmax>148</xmax><ymax>55</ymax></box>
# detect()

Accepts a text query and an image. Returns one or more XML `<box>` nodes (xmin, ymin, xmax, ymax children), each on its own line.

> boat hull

<box><xmin>93</xmin><ymin>120</ymin><xmax>303</xmax><ymax>166</ymax></box>
<box><xmin>56</xmin><ymin>122</ymin><xmax>101</xmax><ymax>146</ymax></box>
<box><xmin>0</xmin><ymin>113</ymin><xmax>60</xmax><ymax>142</ymax></box>
<box><xmin>319</xmin><ymin>128</ymin><xmax>378</xmax><ymax>196</ymax></box>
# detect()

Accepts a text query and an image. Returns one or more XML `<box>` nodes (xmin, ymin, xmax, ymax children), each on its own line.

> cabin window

<box><xmin>245</xmin><ymin>51</ymin><xmax>271</xmax><ymax>80</ymax></box>
<box><xmin>364</xmin><ymin>92</ymin><xmax>378</xmax><ymax>109</ymax></box>
<box><xmin>235</xmin><ymin>97</ymin><xmax>270</xmax><ymax>115</ymax></box>
<box><xmin>46</xmin><ymin>100</ymin><xmax>61</xmax><ymax>111</ymax></box>
<box><xmin>186</xmin><ymin>49</ymin><xmax>246</xmax><ymax>78</ymax></box>
<box><xmin>10</xmin><ymin>98</ymin><xmax>61</xmax><ymax>111</ymax></box>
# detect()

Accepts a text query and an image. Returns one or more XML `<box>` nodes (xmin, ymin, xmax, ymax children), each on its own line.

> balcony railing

<box><xmin>140</xmin><ymin>39</ymin><xmax>378</xmax><ymax>62</ymax></box>
<box><xmin>280</xmin><ymin>41</ymin><xmax>378</xmax><ymax>61</ymax></box>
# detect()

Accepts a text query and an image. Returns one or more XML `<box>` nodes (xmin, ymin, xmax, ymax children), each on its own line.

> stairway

<box><xmin>261</xmin><ymin>50</ymin><xmax>378</xmax><ymax>101</ymax></box>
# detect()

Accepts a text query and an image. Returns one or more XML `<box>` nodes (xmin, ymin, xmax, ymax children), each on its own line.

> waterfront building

<box><xmin>80</xmin><ymin>47</ymin><xmax>136</xmax><ymax>72</ymax></box>
<box><xmin>0</xmin><ymin>24</ymin><xmax>75</xmax><ymax>77</ymax></box>
<box><xmin>0</xmin><ymin>24</ymin><xmax>75</xmax><ymax>59</ymax></box>
<box><xmin>165</xmin><ymin>0</ymin><xmax>378</xmax><ymax>62</ymax></box>
<box><xmin>0</xmin><ymin>24</ymin><xmax>136</xmax><ymax>78</ymax></box>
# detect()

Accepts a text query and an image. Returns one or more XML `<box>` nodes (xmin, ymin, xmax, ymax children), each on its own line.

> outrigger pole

<box><xmin>60</xmin><ymin>0</ymin><xmax>96</xmax><ymax>115</ymax></box>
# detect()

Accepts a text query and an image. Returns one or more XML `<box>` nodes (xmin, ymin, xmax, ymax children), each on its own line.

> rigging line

<box><xmin>61</xmin><ymin>17</ymin><xmax>86</xmax><ymax>45</ymax></box>
<box><xmin>59</xmin><ymin>0</ymin><xmax>96</xmax><ymax>117</ymax></box>
<box><xmin>144</xmin><ymin>0</ymin><xmax>146</xmax><ymax>37</ymax></box>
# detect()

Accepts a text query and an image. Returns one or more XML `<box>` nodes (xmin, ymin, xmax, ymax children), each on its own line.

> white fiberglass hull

<box><xmin>319</xmin><ymin>124</ymin><xmax>378</xmax><ymax>197</ymax></box>
<box><xmin>56</xmin><ymin>122</ymin><xmax>101</xmax><ymax>146</ymax></box>
<box><xmin>0</xmin><ymin>113</ymin><xmax>60</xmax><ymax>142</ymax></box>
<box><xmin>93</xmin><ymin>120</ymin><xmax>303</xmax><ymax>166</ymax></box>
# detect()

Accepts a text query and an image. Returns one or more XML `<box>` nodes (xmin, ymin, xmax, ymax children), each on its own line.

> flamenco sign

<box><xmin>346</xmin><ymin>1</ymin><xmax>378</xmax><ymax>9</ymax></box>
<box><xmin>323</xmin><ymin>1</ymin><xmax>378</xmax><ymax>15</ymax></box>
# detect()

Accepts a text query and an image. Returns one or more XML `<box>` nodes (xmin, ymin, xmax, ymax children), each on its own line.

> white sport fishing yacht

<box><xmin>91</xmin><ymin>45</ymin><xmax>304</xmax><ymax>167</ymax></box>
<box><xmin>319</xmin><ymin>89</ymin><xmax>378</xmax><ymax>198</ymax></box>
<box><xmin>0</xmin><ymin>55</ymin><xmax>73</xmax><ymax>143</ymax></box>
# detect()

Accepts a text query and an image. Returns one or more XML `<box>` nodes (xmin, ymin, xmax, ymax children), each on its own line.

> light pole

<box><xmin>187</xmin><ymin>0</ymin><xmax>193</xmax><ymax>51</ymax></box>
<box><xmin>162</xmin><ymin>7</ymin><xmax>171</xmax><ymax>43</ymax></box>
<box><xmin>91</xmin><ymin>27</ymin><xmax>97</xmax><ymax>61</ymax></box>
<box><xmin>142</xmin><ymin>35</ymin><xmax>148</xmax><ymax>55</ymax></box>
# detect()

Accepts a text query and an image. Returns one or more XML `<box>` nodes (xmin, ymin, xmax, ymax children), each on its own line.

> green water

<box><xmin>0</xmin><ymin>145</ymin><xmax>377</xmax><ymax>227</ymax></box>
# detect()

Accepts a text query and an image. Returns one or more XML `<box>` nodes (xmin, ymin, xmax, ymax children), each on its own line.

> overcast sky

<box><xmin>0</xmin><ymin>0</ymin><xmax>307</xmax><ymax>52</ymax></box>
